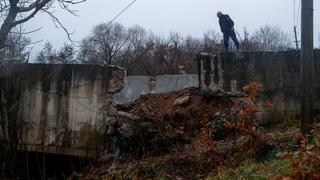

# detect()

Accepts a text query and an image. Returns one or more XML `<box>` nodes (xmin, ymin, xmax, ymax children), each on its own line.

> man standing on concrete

<box><xmin>217</xmin><ymin>11</ymin><xmax>240</xmax><ymax>52</ymax></box>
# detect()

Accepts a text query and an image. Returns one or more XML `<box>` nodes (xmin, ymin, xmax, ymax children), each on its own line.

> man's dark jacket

<box><xmin>219</xmin><ymin>15</ymin><xmax>234</xmax><ymax>33</ymax></box>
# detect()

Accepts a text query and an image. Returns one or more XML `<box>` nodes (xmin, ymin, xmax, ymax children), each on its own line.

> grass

<box><xmin>209</xmin><ymin>157</ymin><xmax>291</xmax><ymax>179</ymax></box>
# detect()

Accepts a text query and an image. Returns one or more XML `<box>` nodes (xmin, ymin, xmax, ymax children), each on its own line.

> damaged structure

<box><xmin>198</xmin><ymin>51</ymin><xmax>320</xmax><ymax>121</ymax></box>
<box><xmin>0</xmin><ymin>50</ymin><xmax>320</xmax><ymax>160</ymax></box>
<box><xmin>116</xmin><ymin>50</ymin><xmax>320</xmax><ymax>120</ymax></box>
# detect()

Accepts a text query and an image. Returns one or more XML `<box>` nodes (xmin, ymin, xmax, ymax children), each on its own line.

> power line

<box><xmin>106</xmin><ymin>0</ymin><xmax>138</xmax><ymax>27</ymax></box>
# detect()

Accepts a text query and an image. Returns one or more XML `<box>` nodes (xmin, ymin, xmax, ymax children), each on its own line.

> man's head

<box><xmin>217</xmin><ymin>11</ymin><xmax>223</xmax><ymax>18</ymax></box>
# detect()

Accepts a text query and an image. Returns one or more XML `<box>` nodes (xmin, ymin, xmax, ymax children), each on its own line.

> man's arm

<box><xmin>227</xmin><ymin>15</ymin><xmax>235</xmax><ymax>28</ymax></box>
<box><xmin>219</xmin><ymin>20</ymin><xmax>223</xmax><ymax>32</ymax></box>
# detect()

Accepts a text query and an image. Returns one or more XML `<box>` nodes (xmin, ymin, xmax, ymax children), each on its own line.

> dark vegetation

<box><xmin>33</xmin><ymin>24</ymin><xmax>293</xmax><ymax>76</ymax></box>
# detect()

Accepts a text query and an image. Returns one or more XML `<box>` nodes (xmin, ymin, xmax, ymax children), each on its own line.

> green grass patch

<box><xmin>209</xmin><ymin>158</ymin><xmax>291</xmax><ymax>179</ymax></box>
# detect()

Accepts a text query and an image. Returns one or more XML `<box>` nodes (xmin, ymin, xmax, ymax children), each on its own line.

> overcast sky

<box><xmin>24</xmin><ymin>0</ymin><xmax>320</xmax><ymax>54</ymax></box>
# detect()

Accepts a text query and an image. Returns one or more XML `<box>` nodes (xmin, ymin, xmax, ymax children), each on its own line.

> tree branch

<box><xmin>41</xmin><ymin>9</ymin><xmax>76</xmax><ymax>44</ymax></box>
<box><xmin>0</xmin><ymin>0</ymin><xmax>86</xmax><ymax>49</ymax></box>
<box><xmin>17</xmin><ymin>0</ymin><xmax>40</xmax><ymax>12</ymax></box>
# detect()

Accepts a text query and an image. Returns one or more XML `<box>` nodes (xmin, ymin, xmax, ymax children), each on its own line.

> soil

<box><xmin>75</xmin><ymin>88</ymin><xmax>301</xmax><ymax>179</ymax></box>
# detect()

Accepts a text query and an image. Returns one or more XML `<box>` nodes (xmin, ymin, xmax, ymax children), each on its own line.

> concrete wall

<box><xmin>198</xmin><ymin>50</ymin><xmax>320</xmax><ymax>120</ymax></box>
<box><xmin>114</xmin><ymin>74</ymin><xmax>198</xmax><ymax>104</ymax></box>
<box><xmin>115</xmin><ymin>50</ymin><xmax>320</xmax><ymax>121</ymax></box>
<box><xmin>113</xmin><ymin>76</ymin><xmax>152</xmax><ymax>104</ymax></box>
<box><xmin>155</xmin><ymin>74</ymin><xmax>199</xmax><ymax>94</ymax></box>
<box><xmin>0</xmin><ymin>64</ymin><xmax>125</xmax><ymax>157</ymax></box>
<box><xmin>1</xmin><ymin>50</ymin><xmax>319</xmax><ymax>157</ymax></box>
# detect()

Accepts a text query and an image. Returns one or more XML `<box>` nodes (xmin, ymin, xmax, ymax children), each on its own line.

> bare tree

<box><xmin>36</xmin><ymin>42</ymin><xmax>77</xmax><ymax>64</ymax></box>
<box><xmin>0</xmin><ymin>32</ymin><xmax>31</xmax><ymax>63</ymax></box>
<box><xmin>143</xmin><ymin>32</ymin><xmax>200</xmax><ymax>75</ymax></box>
<box><xmin>238</xmin><ymin>27</ymin><xmax>253</xmax><ymax>51</ymax></box>
<box><xmin>181</xmin><ymin>35</ymin><xmax>201</xmax><ymax>73</ymax></box>
<box><xmin>202</xmin><ymin>30</ymin><xmax>222</xmax><ymax>53</ymax></box>
<box><xmin>0</xmin><ymin>0</ymin><xmax>86</xmax><ymax>50</ymax></box>
<box><xmin>56</xmin><ymin>43</ymin><xmax>76</xmax><ymax>64</ymax></box>
<box><xmin>35</xmin><ymin>41</ymin><xmax>56</xmax><ymax>63</ymax></box>
<box><xmin>116</xmin><ymin>25</ymin><xmax>153</xmax><ymax>75</ymax></box>
<box><xmin>77</xmin><ymin>22</ymin><xmax>296</xmax><ymax>75</ymax></box>
<box><xmin>151</xmin><ymin>35</ymin><xmax>170</xmax><ymax>74</ymax></box>
<box><xmin>164</xmin><ymin>31</ymin><xmax>184</xmax><ymax>72</ymax></box>
<box><xmin>79</xmin><ymin>22</ymin><xmax>127</xmax><ymax>65</ymax></box>
<box><xmin>251</xmin><ymin>25</ymin><xmax>292</xmax><ymax>51</ymax></box>
<box><xmin>77</xmin><ymin>37</ymin><xmax>101</xmax><ymax>64</ymax></box>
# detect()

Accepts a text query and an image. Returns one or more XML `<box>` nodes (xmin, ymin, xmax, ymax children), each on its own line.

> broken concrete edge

<box><xmin>98</xmin><ymin>64</ymin><xmax>127</xmax><ymax>94</ymax></box>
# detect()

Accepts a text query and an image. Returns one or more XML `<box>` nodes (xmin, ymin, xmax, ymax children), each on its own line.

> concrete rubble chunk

<box><xmin>118</xmin><ymin>111</ymin><xmax>141</xmax><ymax>120</ymax></box>
<box><xmin>174</xmin><ymin>95</ymin><xmax>190</xmax><ymax>106</ymax></box>
<box><xmin>107</xmin><ymin>65</ymin><xmax>127</xmax><ymax>93</ymax></box>
<box><xmin>116</xmin><ymin>111</ymin><xmax>141</xmax><ymax>138</ymax></box>
<box><xmin>118</xmin><ymin>123</ymin><xmax>135</xmax><ymax>138</ymax></box>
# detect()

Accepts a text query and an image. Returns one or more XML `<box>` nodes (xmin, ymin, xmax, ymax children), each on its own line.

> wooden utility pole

<box><xmin>301</xmin><ymin>0</ymin><xmax>314</xmax><ymax>134</ymax></box>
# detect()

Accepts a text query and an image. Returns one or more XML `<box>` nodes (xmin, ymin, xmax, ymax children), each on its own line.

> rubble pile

<box><xmin>80</xmin><ymin>87</ymin><xmax>300</xmax><ymax>179</ymax></box>
<box><xmin>82</xmin><ymin>88</ymin><xmax>248</xmax><ymax>178</ymax></box>
<box><xmin>113</xmin><ymin>88</ymin><xmax>236</xmax><ymax>156</ymax></box>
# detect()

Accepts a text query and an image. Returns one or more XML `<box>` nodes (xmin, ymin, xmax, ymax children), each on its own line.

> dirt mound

<box><xmin>80</xmin><ymin>86</ymin><xmax>295</xmax><ymax>179</ymax></box>
<box><xmin>70</xmin><ymin>82</ymin><xmax>320</xmax><ymax>179</ymax></box>
<box><xmin>80</xmin><ymin>88</ymin><xmax>251</xmax><ymax>178</ymax></box>
<box><xmin>115</xmin><ymin>88</ymin><xmax>236</xmax><ymax>155</ymax></box>
<box><xmin>118</xmin><ymin>87</ymin><xmax>230</xmax><ymax>123</ymax></box>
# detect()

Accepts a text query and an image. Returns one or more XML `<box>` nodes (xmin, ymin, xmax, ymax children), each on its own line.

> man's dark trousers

<box><xmin>223</xmin><ymin>30</ymin><xmax>239</xmax><ymax>51</ymax></box>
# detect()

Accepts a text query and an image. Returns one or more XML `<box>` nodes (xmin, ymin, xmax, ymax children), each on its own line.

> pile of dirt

<box><xmin>82</xmin><ymin>88</ymin><xmax>246</xmax><ymax>178</ymax></box>
<box><xmin>78</xmin><ymin>87</ymin><xmax>300</xmax><ymax>179</ymax></box>
<box><xmin>114</xmin><ymin>88</ymin><xmax>236</xmax><ymax>156</ymax></box>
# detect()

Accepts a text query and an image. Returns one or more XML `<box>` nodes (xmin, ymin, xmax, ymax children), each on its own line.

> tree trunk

<box><xmin>0</xmin><ymin>5</ymin><xmax>19</xmax><ymax>50</ymax></box>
